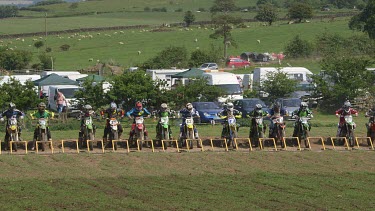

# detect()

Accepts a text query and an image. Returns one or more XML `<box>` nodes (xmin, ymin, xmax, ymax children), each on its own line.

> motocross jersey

<box><xmin>126</xmin><ymin>108</ymin><xmax>151</xmax><ymax>118</ymax></box>
<box><xmin>268</xmin><ymin>108</ymin><xmax>287</xmax><ymax>117</ymax></box>
<box><xmin>218</xmin><ymin>109</ymin><xmax>242</xmax><ymax>118</ymax></box>
<box><xmin>180</xmin><ymin>108</ymin><xmax>199</xmax><ymax>122</ymax></box>
<box><xmin>335</xmin><ymin>108</ymin><xmax>358</xmax><ymax>124</ymax></box>
<box><xmin>0</xmin><ymin>109</ymin><xmax>25</xmax><ymax>120</ymax></box>
<box><xmin>30</xmin><ymin>110</ymin><xmax>54</xmax><ymax>122</ymax></box>
<box><xmin>79</xmin><ymin>111</ymin><xmax>96</xmax><ymax>125</ymax></box>
<box><xmin>101</xmin><ymin>108</ymin><xmax>124</xmax><ymax>119</ymax></box>
<box><xmin>292</xmin><ymin>108</ymin><xmax>313</xmax><ymax>118</ymax></box>
<box><xmin>157</xmin><ymin>110</ymin><xmax>170</xmax><ymax>118</ymax></box>
<box><xmin>248</xmin><ymin>109</ymin><xmax>268</xmax><ymax>118</ymax></box>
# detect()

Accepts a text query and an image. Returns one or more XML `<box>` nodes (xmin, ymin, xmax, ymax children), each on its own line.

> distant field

<box><xmin>0</xmin><ymin>17</ymin><xmax>361</xmax><ymax>72</ymax></box>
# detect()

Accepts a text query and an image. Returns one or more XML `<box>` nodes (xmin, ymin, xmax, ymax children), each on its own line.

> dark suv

<box><xmin>233</xmin><ymin>98</ymin><xmax>267</xmax><ymax>118</ymax></box>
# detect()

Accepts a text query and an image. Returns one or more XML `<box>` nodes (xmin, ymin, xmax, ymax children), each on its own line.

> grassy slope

<box><xmin>0</xmin><ymin>17</ymin><xmax>360</xmax><ymax>72</ymax></box>
<box><xmin>0</xmin><ymin>152</ymin><xmax>374</xmax><ymax>210</ymax></box>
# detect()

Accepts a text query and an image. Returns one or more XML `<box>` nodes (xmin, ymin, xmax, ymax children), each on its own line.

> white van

<box><xmin>48</xmin><ymin>85</ymin><xmax>82</xmax><ymax>112</ymax></box>
<box><xmin>202</xmin><ymin>72</ymin><xmax>243</xmax><ymax>103</ymax></box>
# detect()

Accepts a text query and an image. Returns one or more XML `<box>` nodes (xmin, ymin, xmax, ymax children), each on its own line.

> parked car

<box><xmin>275</xmin><ymin>98</ymin><xmax>302</xmax><ymax>116</ymax></box>
<box><xmin>226</xmin><ymin>58</ymin><xmax>251</xmax><ymax>68</ymax></box>
<box><xmin>233</xmin><ymin>98</ymin><xmax>267</xmax><ymax>118</ymax></box>
<box><xmin>192</xmin><ymin>101</ymin><xmax>222</xmax><ymax>123</ymax></box>
<box><xmin>199</xmin><ymin>63</ymin><xmax>218</xmax><ymax>71</ymax></box>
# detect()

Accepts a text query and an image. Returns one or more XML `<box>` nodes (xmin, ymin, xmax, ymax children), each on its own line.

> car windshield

<box><xmin>216</xmin><ymin>84</ymin><xmax>242</xmax><ymax>95</ymax></box>
<box><xmin>59</xmin><ymin>88</ymin><xmax>80</xmax><ymax>98</ymax></box>
<box><xmin>283</xmin><ymin>99</ymin><xmax>301</xmax><ymax>107</ymax></box>
<box><xmin>200</xmin><ymin>64</ymin><xmax>209</xmax><ymax>68</ymax></box>
<box><xmin>194</xmin><ymin>102</ymin><xmax>220</xmax><ymax>110</ymax></box>
<box><xmin>243</xmin><ymin>99</ymin><xmax>266</xmax><ymax>108</ymax></box>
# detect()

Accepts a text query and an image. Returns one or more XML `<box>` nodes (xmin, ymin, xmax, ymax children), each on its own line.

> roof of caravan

<box><xmin>171</xmin><ymin>68</ymin><xmax>205</xmax><ymax>78</ymax></box>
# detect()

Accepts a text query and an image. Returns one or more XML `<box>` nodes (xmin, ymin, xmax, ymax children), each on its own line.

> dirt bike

<box><xmin>366</xmin><ymin>115</ymin><xmax>375</xmax><ymax>146</ymax></box>
<box><xmin>6</xmin><ymin>117</ymin><xmax>20</xmax><ymax>151</ymax></box>
<box><xmin>34</xmin><ymin>118</ymin><xmax>49</xmax><ymax>151</ymax></box>
<box><xmin>108</xmin><ymin>117</ymin><xmax>119</xmax><ymax>149</ymax></box>
<box><xmin>338</xmin><ymin>115</ymin><xmax>356</xmax><ymax>147</ymax></box>
<box><xmin>249</xmin><ymin>116</ymin><xmax>265</xmax><ymax>147</ymax></box>
<box><xmin>179</xmin><ymin>117</ymin><xmax>196</xmax><ymax>149</ymax></box>
<box><xmin>80</xmin><ymin>115</ymin><xmax>95</xmax><ymax>150</ymax></box>
<box><xmin>293</xmin><ymin>116</ymin><xmax>311</xmax><ymax>148</ymax></box>
<box><xmin>221</xmin><ymin>113</ymin><xmax>238</xmax><ymax>148</ymax></box>
<box><xmin>157</xmin><ymin>116</ymin><xmax>170</xmax><ymax>149</ymax></box>
<box><xmin>270</xmin><ymin>116</ymin><xmax>286</xmax><ymax>147</ymax></box>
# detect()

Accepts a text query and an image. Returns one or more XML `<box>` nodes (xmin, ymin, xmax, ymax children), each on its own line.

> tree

<box><xmin>210</xmin><ymin>0</ymin><xmax>237</xmax><ymax>13</ymax></box>
<box><xmin>141</xmin><ymin>46</ymin><xmax>189</xmax><ymax>69</ymax></box>
<box><xmin>0</xmin><ymin>5</ymin><xmax>18</xmax><ymax>18</ymax></box>
<box><xmin>0</xmin><ymin>49</ymin><xmax>32</xmax><ymax>70</ymax></box>
<box><xmin>34</xmin><ymin>41</ymin><xmax>44</xmax><ymax>52</ymax></box>
<box><xmin>183</xmin><ymin>11</ymin><xmax>195</xmax><ymax>27</ymax></box>
<box><xmin>69</xmin><ymin>2</ymin><xmax>78</xmax><ymax>9</ymax></box>
<box><xmin>255</xmin><ymin>4</ymin><xmax>278</xmax><ymax>26</ymax></box>
<box><xmin>261</xmin><ymin>71</ymin><xmax>297</xmax><ymax>102</ymax></box>
<box><xmin>312</xmin><ymin>57</ymin><xmax>375</xmax><ymax>111</ymax></box>
<box><xmin>106</xmin><ymin>71</ymin><xmax>161</xmax><ymax>110</ymax></box>
<box><xmin>0</xmin><ymin>78</ymin><xmax>41</xmax><ymax>111</ymax></box>
<box><xmin>168</xmin><ymin>78</ymin><xmax>225</xmax><ymax>107</ymax></box>
<box><xmin>287</xmin><ymin>2</ymin><xmax>313</xmax><ymax>23</ymax></box>
<box><xmin>284</xmin><ymin>35</ymin><xmax>314</xmax><ymax>58</ymax></box>
<box><xmin>189</xmin><ymin>45</ymin><xmax>221</xmax><ymax>67</ymax></box>
<box><xmin>209</xmin><ymin>0</ymin><xmax>242</xmax><ymax>59</ymax></box>
<box><xmin>74</xmin><ymin>79</ymin><xmax>107</xmax><ymax>110</ymax></box>
<box><xmin>38</xmin><ymin>53</ymin><xmax>55</xmax><ymax>70</ymax></box>
<box><xmin>349</xmin><ymin>0</ymin><xmax>375</xmax><ymax>39</ymax></box>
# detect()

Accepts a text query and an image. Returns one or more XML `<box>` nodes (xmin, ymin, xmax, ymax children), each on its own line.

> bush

<box><xmin>175</xmin><ymin>8</ymin><xmax>183</xmax><ymax>12</ymax></box>
<box><xmin>144</xmin><ymin>6</ymin><xmax>150</xmax><ymax>12</ymax></box>
<box><xmin>45</xmin><ymin>47</ymin><xmax>52</xmax><ymax>53</ymax></box>
<box><xmin>38</xmin><ymin>53</ymin><xmax>55</xmax><ymax>70</ymax></box>
<box><xmin>284</xmin><ymin>35</ymin><xmax>313</xmax><ymax>58</ymax></box>
<box><xmin>60</xmin><ymin>44</ymin><xmax>70</xmax><ymax>51</ymax></box>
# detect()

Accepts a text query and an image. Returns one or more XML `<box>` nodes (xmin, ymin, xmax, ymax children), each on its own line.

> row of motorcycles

<box><xmin>3</xmin><ymin>111</ymin><xmax>371</xmax><ymax>151</ymax></box>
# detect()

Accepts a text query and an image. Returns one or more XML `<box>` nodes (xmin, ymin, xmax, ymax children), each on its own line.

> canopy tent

<box><xmin>171</xmin><ymin>68</ymin><xmax>205</xmax><ymax>78</ymax></box>
<box><xmin>76</xmin><ymin>74</ymin><xmax>104</xmax><ymax>82</ymax></box>
<box><xmin>33</xmin><ymin>73</ymin><xmax>79</xmax><ymax>86</ymax></box>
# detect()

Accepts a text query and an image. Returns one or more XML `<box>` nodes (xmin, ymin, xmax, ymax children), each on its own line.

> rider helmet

<box><xmin>110</xmin><ymin>102</ymin><xmax>117</xmax><ymax>110</ymax></box>
<box><xmin>255</xmin><ymin>104</ymin><xmax>262</xmax><ymax>110</ymax></box>
<box><xmin>343</xmin><ymin>101</ymin><xmax>351</xmax><ymax>112</ymax></box>
<box><xmin>186</xmin><ymin>103</ymin><xmax>193</xmax><ymax>111</ymax></box>
<box><xmin>9</xmin><ymin>102</ymin><xmax>15</xmax><ymax>110</ymax></box>
<box><xmin>273</xmin><ymin>102</ymin><xmax>280</xmax><ymax>109</ymax></box>
<box><xmin>38</xmin><ymin>102</ymin><xmax>46</xmax><ymax>111</ymax></box>
<box><xmin>227</xmin><ymin>102</ymin><xmax>234</xmax><ymax>109</ymax></box>
<box><xmin>161</xmin><ymin>103</ymin><xmax>168</xmax><ymax>111</ymax></box>
<box><xmin>84</xmin><ymin>104</ymin><xmax>92</xmax><ymax>111</ymax></box>
<box><xmin>300</xmin><ymin>102</ymin><xmax>308</xmax><ymax>110</ymax></box>
<box><xmin>223</xmin><ymin>104</ymin><xmax>228</xmax><ymax>110</ymax></box>
<box><xmin>135</xmin><ymin>101</ymin><xmax>143</xmax><ymax>110</ymax></box>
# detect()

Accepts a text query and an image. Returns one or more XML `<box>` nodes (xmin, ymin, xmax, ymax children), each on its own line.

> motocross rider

<box><xmin>179</xmin><ymin>103</ymin><xmax>200</xmax><ymax>140</ymax></box>
<box><xmin>0</xmin><ymin>102</ymin><xmax>25</xmax><ymax>151</ymax></box>
<box><xmin>335</xmin><ymin>101</ymin><xmax>358</xmax><ymax>137</ymax></box>
<box><xmin>30</xmin><ymin>102</ymin><xmax>54</xmax><ymax>150</ymax></box>
<box><xmin>248</xmin><ymin>104</ymin><xmax>268</xmax><ymax>138</ymax></box>
<box><xmin>78</xmin><ymin>104</ymin><xmax>97</xmax><ymax>144</ymax></box>
<box><xmin>365</xmin><ymin>106</ymin><xmax>375</xmax><ymax>138</ymax></box>
<box><xmin>155</xmin><ymin>103</ymin><xmax>173</xmax><ymax>140</ymax></box>
<box><xmin>218</xmin><ymin>102</ymin><xmax>242</xmax><ymax>138</ymax></box>
<box><xmin>268</xmin><ymin>102</ymin><xmax>287</xmax><ymax>137</ymax></box>
<box><xmin>126</xmin><ymin>101</ymin><xmax>151</xmax><ymax>141</ymax></box>
<box><xmin>291</xmin><ymin>102</ymin><xmax>313</xmax><ymax>137</ymax></box>
<box><xmin>100</xmin><ymin>102</ymin><xmax>124</xmax><ymax>143</ymax></box>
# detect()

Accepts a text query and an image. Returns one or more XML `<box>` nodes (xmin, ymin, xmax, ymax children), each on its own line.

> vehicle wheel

<box><xmin>304</xmin><ymin>130</ymin><xmax>310</xmax><ymax>148</ymax></box>
<box><xmin>348</xmin><ymin>130</ymin><xmax>355</xmax><ymax>147</ymax></box>
<box><xmin>89</xmin><ymin>133</ymin><xmax>94</xmax><ymax>150</ymax></box>
<box><xmin>189</xmin><ymin>139</ymin><xmax>193</xmax><ymax>149</ymax></box>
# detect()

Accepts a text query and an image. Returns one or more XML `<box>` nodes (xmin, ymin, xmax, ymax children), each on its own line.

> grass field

<box><xmin>0</xmin><ymin>17</ymin><xmax>361</xmax><ymax>72</ymax></box>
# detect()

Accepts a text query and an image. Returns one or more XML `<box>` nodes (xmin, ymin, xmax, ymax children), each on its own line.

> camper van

<box><xmin>0</xmin><ymin>75</ymin><xmax>40</xmax><ymax>85</ymax></box>
<box><xmin>48</xmin><ymin>85</ymin><xmax>82</xmax><ymax>112</ymax></box>
<box><xmin>202</xmin><ymin>72</ymin><xmax>243</xmax><ymax>103</ymax></box>
<box><xmin>253</xmin><ymin>67</ymin><xmax>312</xmax><ymax>86</ymax></box>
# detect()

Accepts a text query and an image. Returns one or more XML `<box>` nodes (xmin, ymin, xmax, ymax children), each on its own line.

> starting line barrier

<box><xmin>330</xmin><ymin>137</ymin><xmax>350</xmax><ymax>150</ymax></box>
<box><xmin>161</xmin><ymin>139</ymin><xmax>180</xmax><ymax>152</ymax></box>
<box><xmin>259</xmin><ymin>138</ymin><xmax>277</xmax><ymax>151</ymax></box>
<box><xmin>185</xmin><ymin>139</ymin><xmax>203</xmax><ymax>152</ymax></box>
<box><xmin>87</xmin><ymin>139</ymin><xmax>104</xmax><ymax>153</ymax></box>
<box><xmin>306</xmin><ymin>137</ymin><xmax>324</xmax><ymax>150</ymax></box>
<box><xmin>137</xmin><ymin>139</ymin><xmax>154</xmax><ymax>152</ymax></box>
<box><xmin>9</xmin><ymin>141</ymin><xmax>28</xmax><ymax>154</ymax></box>
<box><xmin>354</xmin><ymin>137</ymin><xmax>374</xmax><ymax>150</ymax></box>
<box><xmin>282</xmin><ymin>137</ymin><xmax>301</xmax><ymax>151</ymax></box>
<box><xmin>233</xmin><ymin>138</ymin><xmax>252</xmax><ymax>151</ymax></box>
<box><xmin>112</xmin><ymin>139</ymin><xmax>130</xmax><ymax>153</ymax></box>
<box><xmin>35</xmin><ymin>141</ymin><xmax>54</xmax><ymax>154</ymax></box>
<box><xmin>210</xmin><ymin>139</ymin><xmax>227</xmax><ymax>151</ymax></box>
<box><xmin>61</xmin><ymin>139</ymin><xmax>79</xmax><ymax>153</ymax></box>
